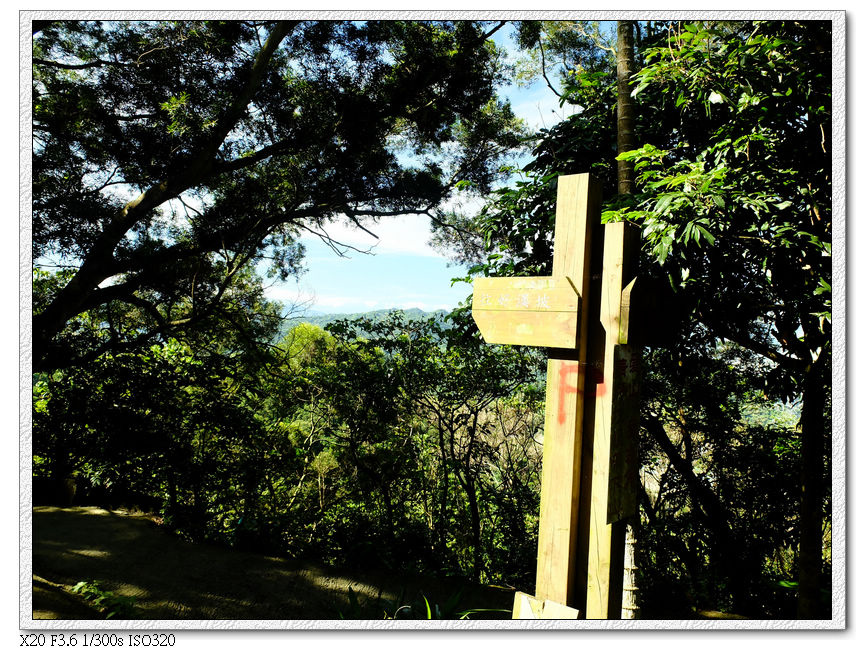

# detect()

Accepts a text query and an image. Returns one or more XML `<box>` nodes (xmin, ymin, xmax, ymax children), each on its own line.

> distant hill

<box><xmin>277</xmin><ymin>307</ymin><xmax>449</xmax><ymax>339</ymax></box>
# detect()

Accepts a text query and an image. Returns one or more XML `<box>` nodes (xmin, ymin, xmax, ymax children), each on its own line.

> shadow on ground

<box><xmin>31</xmin><ymin>506</ymin><xmax>514</xmax><ymax>621</ymax></box>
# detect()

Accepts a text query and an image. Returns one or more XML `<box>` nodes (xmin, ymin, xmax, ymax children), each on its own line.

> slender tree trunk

<box><xmin>797</xmin><ymin>352</ymin><xmax>829</xmax><ymax>618</ymax></box>
<box><xmin>616</xmin><ymin>21</ymin><xmax>636</xmax><ymax>196</ymax></box>
<box><xmin>436</xmin><ymin>425</ymin><xmax>453</xmax><ymax>570</ymax></box>
<box><xmin>616</xmin><ymin>19</ymin><xmax>639</xmax><ymax>619</ymax></box>
<box><xmin>167</xmin><ymin>471</ymin><xmax>178</xmax><ymax>513</ymax></box>
<box><xmin>381</xmin><ymin>482</ymin><xmax>397</xmax><ymax>550</ymax></box>
<box><xmin>465</xmin><ymin>476</ymin><xmax>483</xmax><ymax>582</ymax></box>
<box><xmin>621</xmin><ymin>522</ymin><xmax>638</xmax><ymax>618</ymax></box>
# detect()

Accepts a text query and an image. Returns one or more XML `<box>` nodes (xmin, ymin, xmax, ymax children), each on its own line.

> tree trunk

<box><xmin>465</xmin><ymin>477</ymin><xmax>483</xmax><ymax>582</ymax></box>
<box><xmin>616</xmin><ymin>19</ymin><xmax>639</xmax><ymax>619</ymax></box>
<box><xmin>435</xmin><ymin>425</ymin><xmax>453</xmax><ymax>570</ymax></box>
<box><xmin>621</xmin><ymin>520</ymin><xmax>638</xmax><ymax>618</ymax></box>
<box><xmin>616</xmin><ymin>21</ymin><xmax>636</xmax><ymax>196</ymax></box>
<box><xmin>796</xmin><ymin>352</ymin><xmax>829</xmax><ymax>618</ymax></box>
<box><xmin>381</xmin><ymin>481</ymin><xmax>397</xmax><ymax>551</ymax></box>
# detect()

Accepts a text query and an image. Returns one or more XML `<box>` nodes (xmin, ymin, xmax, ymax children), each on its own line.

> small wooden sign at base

<box><xmin>512</xmin><ymin>592</ymin><xmax>581</xmax><ymax>620</ymax></box>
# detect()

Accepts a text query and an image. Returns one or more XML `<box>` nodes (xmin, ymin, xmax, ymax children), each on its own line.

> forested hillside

<box><xmin>32</xmin><ymin>19</ymin><xmax>833</xmax><ymax>620</ymax></box>
<box><xmin>279</xmin><ymin>307</ymin><xmax>448</xmax><ymax>336</ymax></box>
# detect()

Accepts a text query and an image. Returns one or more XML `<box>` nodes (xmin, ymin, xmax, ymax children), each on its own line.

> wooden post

<box><xmin>585</xmin><ymin>221</ymin><xmax>641</xmax><ymax>618</ymax></box>
<box><xmin>534</xmin><ymin>175</ymin><xmax>600</xmax><ymax>606</ymax></box>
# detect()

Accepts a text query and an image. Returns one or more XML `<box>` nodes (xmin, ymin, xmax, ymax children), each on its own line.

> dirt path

<box><xmin>31</xmin><ymin>506</ymin><xmax>513</xmax><ymax>621</ymax></box>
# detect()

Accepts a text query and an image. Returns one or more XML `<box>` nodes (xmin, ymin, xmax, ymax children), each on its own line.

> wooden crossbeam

<box><xmin>472</xmin><ymin>276</ymin><xmax>580</xmax><ymax>349</ymax></box>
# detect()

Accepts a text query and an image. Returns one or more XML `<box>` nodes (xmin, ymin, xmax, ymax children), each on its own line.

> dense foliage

<box><xmin>32</xmin><ymin>20</ymin><xmax>522</xmax><ymax>371</ymax></box>
<box><xmin>32</xmin><ymin>19</ymin><xmax>833</xmax><ymax>620</ymax></box>
<box><xmin>34</xmin><ymin>312</ymin><xmax>546</xmax><ymax>589</ymax></box>
<box><xmin>461</xmin><ymin>19</ymin><xmax>832</xmax><ymax>618</ymax></box>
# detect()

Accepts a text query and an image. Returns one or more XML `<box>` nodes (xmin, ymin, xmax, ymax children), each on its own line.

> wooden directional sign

<box><xmin>472</xmin><ymin>276</ymin><xmax>580</xmax><ymax>349</ymax></box>
<box><xmin>470</xmin><ymin>173</ymin><xmax>643</xmax><ymax>620</ymax></box>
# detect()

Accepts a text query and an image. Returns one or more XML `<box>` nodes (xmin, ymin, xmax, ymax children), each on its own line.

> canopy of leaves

<box><xmin>612</xmin><ymin>21</ymin><xmax>831</xmax><ymax>392</ymax></box>
<box><xmin>472</xmin><ymin>21</ymin><xmax>830</xmax><ymax>393</ymax></box>
<box><xmin>463</xmin><ymin>19</ymin><xmax>832</xmax><ymax>617</ymax></box>
<box><xmin>32</xmin><ymin>20</ymin><xmax>524</xmax><ymax>371</ymax></box>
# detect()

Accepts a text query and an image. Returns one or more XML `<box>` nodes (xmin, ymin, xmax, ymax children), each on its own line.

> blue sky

<box><xmin>265</xmin><ymin>215</ymin><xmax>477</xmax><ymax>315</ymax></box>
<box><xmin>265</xmin><ymin>23</ymin><xmax>580</xmax><ymax>315</ymax></box>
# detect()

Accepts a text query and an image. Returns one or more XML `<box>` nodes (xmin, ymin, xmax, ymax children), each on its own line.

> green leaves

<box><xmin>159</xmin><ymin>92</ymin><xmax>191</xmax><ymax>136</ymax></box>
<box><xmin>70</xmin><ymin>581</ymin><xmax>138</xmax><ymax>619</ymax></box>
<box><xmin>603</xmin><ymin>22</ymin><xmax>832</xmax><ymax>363</ymax></box>
<box><xmin>683</xmin><ymin>219</ymin><xmax>716</xmax><ymax>246</ymax></box>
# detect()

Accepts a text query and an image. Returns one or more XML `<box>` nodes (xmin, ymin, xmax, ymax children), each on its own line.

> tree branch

<box><xmin>644</xmin><ymin>412</ymin><xmax>729</xmax><ymax>529</ymax></box>
<box><xmin>34</xmin><ymin>22</ymin><xmax>298</xmax><ymax>362</ymax></box>
<box><xmin>539</xmin><ymin>38</ymin><xmax>563</xmax><ymax>99</ymax></box>
<box><xmin>480</xmin><ymin>21</ymin><xmax>508</xmax><ymax>42</ymax></box>
<box><xmin>697</xmin><ymin>310</ymin><xmax>803</xmax><ymax>371</ymax></box>
<box><xmin>214</xmin><ymin>140</ymin><xmax>294</xmax><ymax>176</ymax></box>
<box><xmin>33</xmin><ymin>57</ymin><xmax>121</xmax><ymax>70</ymax></box>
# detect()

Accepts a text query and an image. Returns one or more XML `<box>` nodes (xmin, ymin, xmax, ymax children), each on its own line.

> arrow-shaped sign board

<box><xmin>471</xmin><ymin>276</ymin><xmax>580</xmax><ymax>349</ymax></box>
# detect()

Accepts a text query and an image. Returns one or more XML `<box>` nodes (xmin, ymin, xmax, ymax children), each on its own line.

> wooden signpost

<box><xmin>472</xmin><ymin>173</ymin><xmax>641</xmax><ymax>619</ymax></box>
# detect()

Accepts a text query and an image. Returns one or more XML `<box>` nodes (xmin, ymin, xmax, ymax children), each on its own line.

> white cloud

<box><xmin>273</xmin><ymin>282</ymin><xmax>464</xmax><ymax>314</ymax></box>
<box><xmin>313</xmin><ymin>292</ymin><xmax>440</xmax><ymax>313</ymax></box>
<box><xmin>260</xmin><ymin>284</ymin><xmax>319</xmax><ymax>311</ymax></box>
<box><xmin>300</xmin><ymin>214</ymin><xmax>444</xmax><ymax>258</ymax></box>
<box><xmin>313</xmin><ymin>295</ymin><xmax>358</xmax><ymax>309</ymax></box>
<box><xmin>261</xmin><ymin>285</ymin><xmax>302</xmax><ymax>303</ymax></box>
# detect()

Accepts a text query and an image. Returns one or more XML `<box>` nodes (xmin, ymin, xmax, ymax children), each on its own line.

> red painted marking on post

<box><xmin>557</xmin><ymin>362</ymin><xmax>607</xmax><ymax>423</ymax></box>
<box><xmin>557</xmin><ymin>363</ymin><xmax>580</xmax><ymax>424</ymax></box>
<box><xmin>589</xmin><ymin>365</ymin><xmax>606</xmax><ymax>398</ymax></box>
